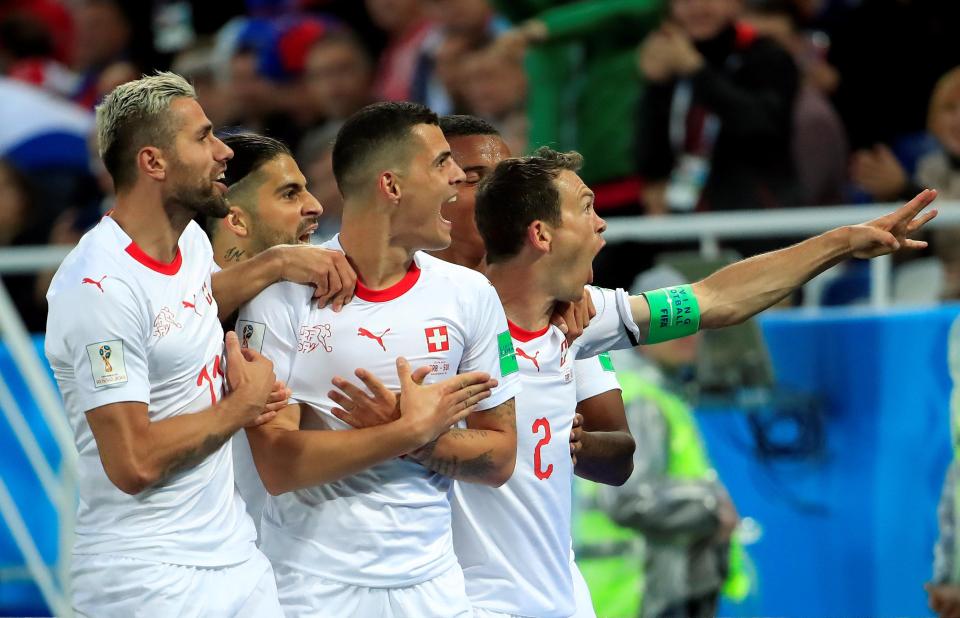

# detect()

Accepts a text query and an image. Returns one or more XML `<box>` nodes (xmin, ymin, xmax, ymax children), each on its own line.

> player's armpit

<box><xmin>408</xmin><ymin>398</ymin><xmax>517</xmax><ymax>487</ymax></box>
<box><xmin>575</xmin><ymin>390</ymin><xmax>635</xmax><ymax>486</ymax></box>
<box><xmin>86</xmin><ymin>400</ymin><xmax>239</xmax><ymax>495</ymax></box>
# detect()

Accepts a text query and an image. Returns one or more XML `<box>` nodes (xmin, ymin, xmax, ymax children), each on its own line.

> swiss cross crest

<box><xmin>425</xmin><ymin>325</ymin><xmax>449</xmax><ymax>353</ymax></box>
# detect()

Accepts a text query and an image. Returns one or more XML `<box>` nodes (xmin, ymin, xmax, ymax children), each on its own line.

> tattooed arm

<box><xmin>407</xmin><ymin>398</ymin><xmax>517</xmax><ymax>486</ymax></box>
<box><xmin>85</xmin><ymin>332</ymin><xmax>281</xmax><ymax>495</ymax></box>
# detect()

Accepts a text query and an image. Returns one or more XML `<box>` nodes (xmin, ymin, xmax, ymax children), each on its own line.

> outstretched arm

<box><xmin>628</xmin><ymin>189</ymin><xmax>939</xmax><ymax>334</ymax></box>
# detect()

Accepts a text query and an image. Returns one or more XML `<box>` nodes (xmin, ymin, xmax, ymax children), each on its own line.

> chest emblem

<box><xmin>358</xmin><ymin>327</ymin><xmax>390</xmax><ymax>351</ymax></box>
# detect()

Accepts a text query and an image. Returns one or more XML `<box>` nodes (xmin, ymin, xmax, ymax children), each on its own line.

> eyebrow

<box><xmin>197</xmin><ymin>123</ymin><xmax>213</xmax><ymax>138</ymax></box>
<box><xmin>432</xmin><ymin>150</ymin><xmax>452</xmax><ymax>166</ymax></box>
<box><xmin>462</xmin><ymin>165</ymin><xmax>487</xmax><ymax>174</ymax></box>
<box><xmin>580</xmin><ymin>188</ymin><xmax>596</xmax><ymax>200</ymax></box>
<box><xmin>275</xmin><ymin>181</ymin><xmax>303</xmax><ymax>194</ymax></box>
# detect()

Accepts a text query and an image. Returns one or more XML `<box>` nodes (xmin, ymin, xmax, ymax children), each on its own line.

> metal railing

<box><xmin>602</xmin><ymin>200</ymin><xmax>960</xmax><ymax>307</ymax></box>
<box><xmin>0</xmin><ymin>277</ymin><xmax>75</xmax><ymax>617</ymax></box>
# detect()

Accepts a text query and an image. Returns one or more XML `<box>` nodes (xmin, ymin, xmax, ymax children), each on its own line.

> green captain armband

<box><xmin>643</xmin><ymin>284</ymin><xmax>701</xmax><ymax>344</ymax></box>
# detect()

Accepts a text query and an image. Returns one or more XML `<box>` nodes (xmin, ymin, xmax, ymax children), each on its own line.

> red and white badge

<box><xmin>425</xmin><ymin>325</ymin><xmax>449</xmax><ymax>353</ymax></box>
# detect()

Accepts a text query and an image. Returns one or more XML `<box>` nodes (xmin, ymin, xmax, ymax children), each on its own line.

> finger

<box><xmin>396</xmin><ymin>357</ymin><xmax>413</xmax><ymax>388</ymax></box>
<box><xmin>265</xmin><ymin>398</ymin><xmax>289</xmax><ymax>413</ymax></box>
<box><xmin>313</xmin><ymin>269</ymin><xmax>333</xmax><ymax>308</ymax></box>
<box><xmin>446</xmin><ymin>403</ymin><xmax>478</xmax><ymax>427</ymax></box>
<box><xmin>240</xmin><ymin>346</ymin><xmax>259</xmax><ymax>362</ymax></box>
<box><xmin>246</xmin><ymin>410</ymin><xmax>278</xmax><ymax>428</ymax></box>
<box><xmin>450</xmin><ymin>382</ymin><xmax>493</xmax><ymax>407</ymax></box>
<box><xmin>330</xmin><ymin>407</ymin><xmax>361</xmax><ymax>428</ymax></box>
<box><xmin>329</xmin><ymin>377</ymin><xmax>373</xmax><ymax>407</ymax></box>
<box><xmin>323</xmin><ymin>262</ymin><xmax>344</xmax><ymax>310</ymax></box>
<box><xmin>224</xmin><ymin>331</ymin><xmax>241</xmax><ymax>361</ymax></box>
<box><xmin>266</xmin><ymin>388</ymin><xmax>288</xmax><ymax>404</ymax></box>
<box><xmin>327</xmin><ymin>389</ymin><xmax>356</xmax><ymax>411</ymax></box>
<box><xmin>906</xmin><ymin>208</ymin><xmax>938</xmax><ymax>233</ymax></box>
<box><xmin>550</xmin><ymin>313</ymin><xmax>569</xmax><ymax>334</ymax></box>
<box><xmin>356</xmin><ymin>368</ymin><xmax>394</xmax><ymax>401</ymax></box>
<box><xmin>897</xmin><ymin>188</ymin><xmax>937</xmax><ymax>222</ymax></box>
<box><xmin>331</xmin><ymin>254</ymin><xmax>357</xmax><ymax>312</ymax></box>
<box><xmin>573</xmin><ymin>412</ymin><xmax>584</xmax><ymax>428</ymax></box>
<box><xmin>902</xmin><ymin>239</ymin><xmax>928</xmax><ymax>250</ymax></box>
<box><xmin>459</xmin><ymin>388</ymin><xmax>492</xmax><ymax>409</ymax></box>
<box><xmin>411</xmin><ymin>365</ymin><xmax>432</xmax><ymax>386</ymax></box>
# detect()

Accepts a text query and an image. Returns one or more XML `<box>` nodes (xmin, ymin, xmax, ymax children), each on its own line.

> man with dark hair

<box><xmin>206</xmin><ymin>132</ymin><xmax>321</xmax><ymax>265</ymax></box>
<box><xmin>236</xmin><ymin>101</ymin><xmax>521</xmax><ymax>616</ymax></box>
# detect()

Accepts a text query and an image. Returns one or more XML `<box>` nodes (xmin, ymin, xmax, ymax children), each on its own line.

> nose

<box><xmin>450</xmin><ymin>159</ymin><xmax>466</xmax><ymax>185</ymax></box>
<box><xmin>303</xmin><ymin>190</ymin><xmax>323</xmax><ymax>217</ymax></box>
<box><xmin>213</xmin><ymin>134</ymin><xmax>233</xmax><ymax>162</ymax></box>
<box><xmin>596</xmin><ymin>213</ymin><xmax>607</xmax><ymax>235</ymax></box>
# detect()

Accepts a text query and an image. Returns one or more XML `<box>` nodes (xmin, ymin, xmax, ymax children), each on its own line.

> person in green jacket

<box><xmin>489</xmin><ymin>0</ymin><xmax>664</xmax><ymax>212</ymax></box>
<box><xmin>581</xmin><ymin>265</ymin><xmax>750</xmax><ymax>618</ymax></box>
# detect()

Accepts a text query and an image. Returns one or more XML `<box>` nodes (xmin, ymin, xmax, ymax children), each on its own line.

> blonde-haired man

<box><xmin>45</xmin><ymin>72</ymin><xmax>353</xmax><ymax>616</ymax></box>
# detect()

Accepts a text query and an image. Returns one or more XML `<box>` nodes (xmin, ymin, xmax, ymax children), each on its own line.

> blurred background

<box><xmin>0</xmin><ymin>0</ymin><xmax>959</xmax><ymax>616</ymax></box>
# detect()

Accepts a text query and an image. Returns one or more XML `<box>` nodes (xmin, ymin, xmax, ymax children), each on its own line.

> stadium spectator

<box><xmin>366</xmin><ymin>0</ymin><xmax>434</xmax><ymax>102</ymax></box>
<box><xmin>742</xmin><ymin>0</ymin><xmax>847</xmax><ymax>205</ymax></box>
<box><xmin>490</xmin><ymin>0</ymin><xmax>663</xmax><ymax>214</ymax></box>
<box><xmin>297</xmin><ymin>124</ymin><xmax>344</xmax><ymax>240</ymax></box>
<box><xmin>636</xmin><ymin>0</ymin><xmax>801</xmax><ymax>214</ymax></box>
<box><xmin>70</xmin><ymin>0</ymin><xmax>132</xmax><ymax>108</ymax></box>
<box><xmin>302</xmin><ymin>28</ymin><xmax>376</xmax><ymax>130</ymax></box>
<box><xmin>458</xmin><ymin>43</ymin><xmax>528</xmax><ymax>154</ymax></box>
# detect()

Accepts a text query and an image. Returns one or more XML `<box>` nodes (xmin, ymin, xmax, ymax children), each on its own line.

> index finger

<box><xmin>331</xmin><ymin>254</ymin><xmax>357</xmax><ymax>312</ymax></box>
<box><xmin>895</xmin><ymin>188</ymin><xmax>937</xmax><ymax>222</ymax></box>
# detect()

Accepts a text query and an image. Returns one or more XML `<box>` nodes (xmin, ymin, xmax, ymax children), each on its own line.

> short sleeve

<box><xmin>236</xmin><ymin>282</ymin><xmax>308</xmax><ymax>388</ymax></box>
<box><xmin>48</xmin><ymin>279</ymin><xmax>151</xmax><ymax>411</ymax></box>
<box><xmin>575</xmin><ymin>286</ymin><xmax>641</xmax><ymax>359</ymax></box>
<box><xmin>574</xmin><ymin>353</ymin><xmax>621</xmax><ymax>403</ymax></box>
<box><xmin>460</xmin><ymin>283</ymin><xmax>522</xmax><ymax>411</ymax></box>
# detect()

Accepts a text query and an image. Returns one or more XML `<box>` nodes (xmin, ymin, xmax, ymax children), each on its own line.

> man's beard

<box><xmin>167</xmin><ymin>180</ymin><xmax>230</xmax><ymax>219</ymax></box>
<box><xmin>250</xmin><ymin>216</ymin><xmax>320</xmax><ymax>255</ymax></box>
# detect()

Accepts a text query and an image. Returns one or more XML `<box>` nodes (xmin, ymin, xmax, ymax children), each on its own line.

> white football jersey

<box><xmin>451</xmin><ymin>286</ymin><xmax>637</xmax><ymax>617</ymax></box>
<box><xmin>45</xmin><ymin>217</ymin><xmax>256</xmax><ymax>566</ymax></box>
<box><xmin>236</xmin><ymin>235</ymin><xmax>521</xmax><ymax>588</ymax></box>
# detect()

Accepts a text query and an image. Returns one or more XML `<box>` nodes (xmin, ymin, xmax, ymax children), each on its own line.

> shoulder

<box><xmin>47</xmin><ymin>223</ymin><xmax>136</xmax><ymax>305</ymax></box>
<box><xmin>416</xmin><ymin>252</ymin><xmax>493</xmax><ymax>294</ymax></box>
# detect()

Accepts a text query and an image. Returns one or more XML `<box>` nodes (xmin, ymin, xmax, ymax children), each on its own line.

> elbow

<box><xmin>609</xmin><ymin>459</ymin><xmax>635</xmax><ymax>487</ymax></box>
<box><xmin>487</xmin><ymin>449</ymin><xmax>517</xmax><ymax>488</ymax></box>
<box><xmin>105</xmin><ymin>461</ymin><xmax>159</xmax><ymax>496</ymax></box>
<box><xmin>259</xmin><ymin>466</ymin><xmax>294</xmax><ymax>496</ymax></box>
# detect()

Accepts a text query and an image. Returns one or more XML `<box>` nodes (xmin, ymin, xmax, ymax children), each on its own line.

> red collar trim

<box><xmin>125</xmin><ymin>241</ymin><xmax>183</xmax><ymax>276</ymax></box>
<box><xmin>507</xmin><ymin>320</ymin><xmax>550</xmax><ymax>342</ymax></box>
<box><xmin>355</xmin><ymin>262</ymin><xmax>421</xmax><ymax>302</ymax></box>
<box><xmin>734</xmin><ymin>22</ymin><xmax>757</xmax><ymax>50</ymax></box>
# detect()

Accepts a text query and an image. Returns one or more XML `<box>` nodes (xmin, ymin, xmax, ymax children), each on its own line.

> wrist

<box><xmin>263</xmin><ymin>245</ymin><xmax>289</xmax><ymax>283</ymax></box>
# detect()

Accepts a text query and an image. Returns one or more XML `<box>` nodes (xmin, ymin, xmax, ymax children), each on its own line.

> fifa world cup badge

<box><xmin>99</xmin><ymin>344</ymin><xmax>113</xmax><ymax>372</ymax></box>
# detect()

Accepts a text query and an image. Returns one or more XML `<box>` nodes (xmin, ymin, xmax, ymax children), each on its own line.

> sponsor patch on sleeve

<box><xmin>497</xmin><ymin>330</ymin><xmax>518</xmax><ymax>376</ymax></box>
<box><xmin>236</xmin><ymin>320</ymin><xmax>266</xmax><ymax>353</ymax></box>
<box><xmin>598</xmin><ymin>352</ymin><xmax>616</xmax><ymax>372</ymax></box>
<box><xmin>86</xmin><ymin>340</ymin><xmax>128</xmax><ymax>388</ymax></box>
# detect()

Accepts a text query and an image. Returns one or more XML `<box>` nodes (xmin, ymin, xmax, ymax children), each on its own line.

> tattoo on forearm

<box><xmin>224</xmin><ymin>247</ymin><xmax>245</xmax><ymax>262</ymax></box>
<box><xmin>424</xmin><ymin>450</ymin><xmax>495</xmax><ymax>480</ymax></box>
<box><xmin>158</xmin><ymin>430</ymin><xmax>233</xmax><ymax>483</ymax></box>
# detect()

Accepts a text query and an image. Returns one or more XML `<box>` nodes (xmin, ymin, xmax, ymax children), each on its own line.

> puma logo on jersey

<box><xmin>516</xmin><ymin>347</ymin><xmax>541</xmax><ymax>371</ymax></box>
<box><xmin>182</xmin><ymin>294</ymin><xmax>202</xmax><ymax>316</ymax></box>
<box><xmin>358</xmin><ymin>327</ymin><xmax>390</xmax><ymax>351</ymax></box>
<box><xmin>81</xmin><ymin>275</ymin><xmax>107</xmax><ymax>292</ymax></box>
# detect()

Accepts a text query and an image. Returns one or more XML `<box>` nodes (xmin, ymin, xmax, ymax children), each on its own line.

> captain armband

<box><xmin>642</xmin><ymin>284</ymin><xmax>701</xmax><ymax>344</ymax></box>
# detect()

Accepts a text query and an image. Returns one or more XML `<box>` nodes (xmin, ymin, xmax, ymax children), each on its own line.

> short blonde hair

<box><xmin>95</xmin><ymin>71</ymin><xmax>196</xmax><ymax>190</ymax></box>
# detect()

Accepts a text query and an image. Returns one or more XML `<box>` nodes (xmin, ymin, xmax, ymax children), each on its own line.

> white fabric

<box><xmin>45</xmin><ymin>217</ymin><xmax>256</xmax><ymax>566</ymax></box>
<box><xmin>570</xmin><ymin>558</ymin><xmax>598</xmax><ymax>618</ymax></box>
<box><xmin>71</xmin><ymin>546</ymin><xmax>281</xmax><ymax>617</ymax></box>
<box><xmin>237</xmin><ymin>234</ymin><xmax>521</xmax><ymax>588</ymax></box>
<box><xmin>573</xmin><ymin>352</ymin><xmax>622</xmax><ymax>404</ymax></box>
<box><xmin>451</xmin><ymin>286</ymin><xmax>637</xmax><ymax>618</ymax></box>
<box><xmin>273</xmin><ymin>560</ymin><xmax>472</xmax><ymax>618</ymax></box>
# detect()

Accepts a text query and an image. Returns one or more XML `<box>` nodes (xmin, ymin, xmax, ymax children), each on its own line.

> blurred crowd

<box><xmin>2</xmin><ymin>0</ymin><xmax>960</xmax><ymax>331</ymax></box>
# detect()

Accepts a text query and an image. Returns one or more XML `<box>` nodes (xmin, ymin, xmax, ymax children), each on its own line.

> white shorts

<box><xmin>274</xmin><ymin>560</ymin><xmax>472</xmax><ymax>618</ymax></box>
<box><xmin>571</xmin><ymin>560</ymin><xmax>598</xmax><ymax>618</ymax></box>
<box><xmin>71</xmin><ymin>549</ymin><xmax>281</xmax><ymax>618</ymax></box>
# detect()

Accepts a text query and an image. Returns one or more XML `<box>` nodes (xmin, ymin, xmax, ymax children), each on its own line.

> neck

<box><xmin>428</xmin><ymin>244</ymin><xmax>486</xmax><ymax>273</ymax></box>
<box><xmin>212</xmin><ymin>234</ymin><xmax>253</xmax><ymax>268</ymax></box>
<box><xmin>338</xmin><ymin>201</ymin><xmax>415</xmax><ymax>289</ymax></box>
<box><xmin>486</xmin><ymin>258</ymin><xmax>556</xmax><ymax>331</ymax></box>
<box><xmin>110</xmin><ymin>185</ymin><xmax>191</xmax><ymax>263</ymax></box>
